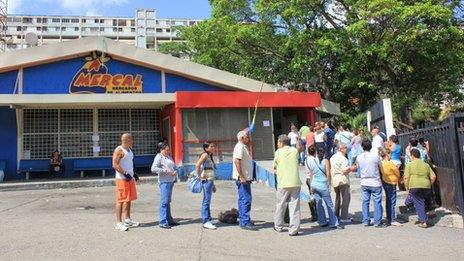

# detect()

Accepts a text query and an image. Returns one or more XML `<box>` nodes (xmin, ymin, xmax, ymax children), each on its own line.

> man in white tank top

<box><xmin>113</xmin><ymin>133</ymin><xmax>139</xmax><ymax>231</ymax></box>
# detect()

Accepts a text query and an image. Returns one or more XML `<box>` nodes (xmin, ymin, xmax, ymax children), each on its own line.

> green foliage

<box><xmin>159</xmin><ymin>0</ymin><xmax>464</xmax><ymax>121</ymax></box>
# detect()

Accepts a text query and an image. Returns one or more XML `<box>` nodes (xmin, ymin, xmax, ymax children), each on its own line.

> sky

<box><xmin>7</xmin><ymin>0</ymin><xmax>212</xmax><ymax>19</ymax></box>
<box><xmin>6</xmin><ymin>0</ymin><xmax>463</xmax><ymax>20</ymax></box>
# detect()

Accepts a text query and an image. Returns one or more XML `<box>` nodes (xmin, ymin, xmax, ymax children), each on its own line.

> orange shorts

<box><xmin>115</xmin><ymin>178</ymin><xmax>137</xmax><ymax>203</ymax></box>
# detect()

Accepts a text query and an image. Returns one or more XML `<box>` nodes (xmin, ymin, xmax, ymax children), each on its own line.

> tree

<box><xmin>160</xmin><ymin>0</ymin><xmax>464</xmax><ymax>123</ymax></box>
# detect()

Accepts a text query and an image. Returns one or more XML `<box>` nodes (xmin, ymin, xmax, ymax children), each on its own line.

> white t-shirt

<box><xmin>232</xmin><ymin>142</ymin><xmax>254</xmax><ymax>181</ymax></box>
<box><xmin>371</xmin><ymin>135</ymin><xmax>384</xmax><ymax>155</ymax></box>
<box><xmin>115</xmin><ymin>146</ymin><xmax>134</xmax><ymax>180</ymax></box>
<box><xmin>356</xmin><ymin>151</ymin><xmax>382</xmax><ymax>187</ymax></box>
<box><xmin>288</xmin><ymin>131</ymin><xmax>299</xmax><ymax>146</ymax></box>
<box><xmin>314</xmin><ymin>131</ymin><xmax>325</xmax><ymax>143</ymax></box>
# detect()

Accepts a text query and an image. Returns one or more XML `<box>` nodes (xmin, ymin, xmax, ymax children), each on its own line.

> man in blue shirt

<box><xmin>325</xmin><ymin>121</ymin><xmax>335</xmax><ymax>159</ymax></box>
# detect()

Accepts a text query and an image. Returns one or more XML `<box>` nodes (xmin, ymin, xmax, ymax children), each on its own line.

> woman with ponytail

<box><xmin>151</xmin><ymin>142</ymin><xmax>178</xmax><ymax>229</ymax></box>
<box><xmin>306</xmin><ymin>146</ymin><xmax>343</xmax><ymax>229</ymax></box>
<box><xmin>195</xmin><ymin>142</ymin><xmax>217</xmax><ymax>230</ymax></box>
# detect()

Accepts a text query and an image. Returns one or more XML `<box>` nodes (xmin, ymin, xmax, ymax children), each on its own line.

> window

<box><xmin>43</xmin><ymin>18</ymin><xmax>48</xmax><ymax>23</ymax></box>
<box><xmin>131</xmin><ymin>28</ymin><xmax>135</xmax><ymax>32</ymax></box>
<box><xmin>113</xmin><ymin>27</ymin><xmax>118</xmax><ymax>32</ymax></box>
<box><xmin>37</xmin><ymin>27</ymin><xmax>41</xmax><ymax>31</ymax></box>
<box><xmin>182</xmin><ymin>109</ymin><xmax>248</xmax><ymax>163</ymax></box>
<box><xmin>100</xmin><ymin>19</ymin><xmax>104</xmax><ymax>23</ymax></box>
<box><xmin>100</xmin><ymin>27</ymin><xmax>105</xmax><ymax>32</ymax></box>
<box><xmin>16</xmin><ymin>26</ymin><xmax>21</xmax><ymax>31</ymax></box>
<box><xmin>37</xmin><ymin>18</ymin><xmax>42</xmax><ymax>23</ymax></box>
<box><xmin>52</xmin><ymin>18</ymin><xmax>61</xmax><ymax>23</ymax></box>
<box><xmin>82</xmin><ymin>19</ymin><xmax>86</xmax><ymax>23</ymax></box>
<box><xmin>156</xmin><ymin>28</ymin><xmax>163</xmax><ymax>33</ymax></box>
<box><xmin>22</xmin><ymin>18</ymin><xmax>33</xmax><ymax>23</ymax></box>
<box><xmin>94</xmin><ymin>19</ymin><xmax>99</xmax><ymax>23</ymax></box>
<box><xmin>118</xmin><ymin>27</ymin><xmax>123</xmax><ymax>32</ymax></box>
<box><xmin>166</xmin><ymin>28</ymin><xmax>171</xmax><ymax>33</ymax></box>
<box><xmin>98</xmin><ymin>109</ymin><xmax>160</xmax><ymax>156</ymax></box>
<box><xmin>62</xmin><ymin>18</ymin><xmax>70</xmax><ymax>23</ymax></box>
<box><xmin>61</xmin><ymin>27</ymin><xmax>66</xmax><ymax>31</ymax></box>
<box><xmin>43</xmin><ymin>27</ymin><xmax>48</xmax><ymax>32</ymax></box>
<box><xmin>22</xmin><ymin>109</ymin><xmax>160</xmax><ymax>159</ymax></box>
<box><xmin>71</xmin><ymin>19</ymin><xmax>79</xmax><ymax>23</ymax></box>
<box><xmin>74</xmin><ymin>27</ymin><xmax>79</xmax><ymax>31</ymax></box>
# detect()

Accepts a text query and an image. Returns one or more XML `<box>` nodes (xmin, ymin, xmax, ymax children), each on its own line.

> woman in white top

<box><xmin>151</xmin><ymin>142</ymin><xmax>178</xmax><ymax>229</ymax></box>
<box><xmin>314</xmin><ymin>124</ymin><xmax>327</xmax><ymax>153</ymax></box>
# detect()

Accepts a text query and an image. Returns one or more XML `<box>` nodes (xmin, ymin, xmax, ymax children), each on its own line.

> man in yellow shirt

<box><xmin>273</xmin><ymin>134</ymin><xmax>302</xmax><ymax>236</ymax></box>
<box><xmin>379</xmin><ymin>148</ymin><xmax>402</xmax><ymax>226</ymax></box>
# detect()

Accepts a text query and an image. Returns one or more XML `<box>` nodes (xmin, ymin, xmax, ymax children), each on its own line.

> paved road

<box><xmin>1</xmin><ymin>181</ymin><xmax>463</xmax><ymax>260</ymax></box>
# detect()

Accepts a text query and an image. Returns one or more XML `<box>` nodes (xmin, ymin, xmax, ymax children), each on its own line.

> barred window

<box><xmin>182</xmin><ymin>109</ymin><xmax>248</xmax><ymax>163</ymax></box>
<box><xmin>23</xmin><ymin>108</ymin><xmax>160</xmax><ymax>159</ymax></box>
<box><xmin>23</xmin><ymin>109</ymin><xmax>59</xmax><ymax>159</ymax></box>
<box><xmin>98</xmin><ymin>109</ymin><xmax>160</xmax><ymax>157</ymax></box>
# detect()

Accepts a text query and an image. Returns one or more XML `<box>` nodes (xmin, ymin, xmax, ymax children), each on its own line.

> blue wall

<box><xmin>166</xmin><ymin>73</ymin><xmax>226</xmax><ymax>93</ymax></box>
<box><xmin>0</xmin><ymin>70</ymin><xmax>18</xmax><ymax>94</ymax></box>
<box><xmin>21</xmin><ymin>56</ymin><xmax>162</xmax><ymax>94</ymax></box>
<box><xmin>0</xmin><ymin>56</ymin><xmax>231</xmax><ymax>95</ymax></box>
<box><xmin>0</xmin><ymin>107</ymin><xmax>17</xmax><ymax>180</ymax></box>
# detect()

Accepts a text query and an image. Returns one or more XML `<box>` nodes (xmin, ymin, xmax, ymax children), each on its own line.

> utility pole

<box><xmin>0</xmin><ymin>0</ymin><xmax>7</xmax><ymax>52</ymax></box>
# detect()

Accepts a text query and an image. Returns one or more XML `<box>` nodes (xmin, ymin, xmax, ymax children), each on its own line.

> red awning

<box><xmin>175</xmin><ymin>91</ymin><xmax>321</xmax><ymax>108</ymax></box>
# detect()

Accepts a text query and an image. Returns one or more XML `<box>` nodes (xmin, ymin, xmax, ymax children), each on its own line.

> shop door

<box><xmin>162</xmin><ymin>117</ymin><xmax>171</xmax><ymax>148</ymax></box>
<box><xmin>249</xmin><ymin>108</ymin><xmax>275</xmax><ymax>160</ymax></box>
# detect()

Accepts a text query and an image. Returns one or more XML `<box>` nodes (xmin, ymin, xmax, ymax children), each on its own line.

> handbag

<box><xmin>188</xmin><ymin>170</ymin><xmax>203</xmax><ymax>193</ymax></box>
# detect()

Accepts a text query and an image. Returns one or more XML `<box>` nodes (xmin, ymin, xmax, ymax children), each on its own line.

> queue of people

<box><xmin>111</xmin><ymin>121</ymin><xmax>437</xmax><ymax>233</ymax></box>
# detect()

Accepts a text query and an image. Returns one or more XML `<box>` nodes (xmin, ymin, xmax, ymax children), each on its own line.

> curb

<box><xmin>0</xmin><ymin>176</ymin><xmax>159</xmax><ymax>192</ymax></box>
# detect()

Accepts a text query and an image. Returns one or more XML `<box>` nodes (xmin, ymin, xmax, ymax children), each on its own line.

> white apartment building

<box><xmin>4</xmin><ymin>8</ymin><xmax>201</xmax><ymax>51</ymax></box>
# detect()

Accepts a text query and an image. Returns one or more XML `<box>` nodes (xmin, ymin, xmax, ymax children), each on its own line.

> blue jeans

<box><xmin>409</xmin><ymin>188</ymin><xmax>431</xmax><ymax>223</ymax></box>
<box><xmin>383</xmin><ymin>182</ymin><xmax>397</xmax><ymax>222</ymax></box>
<box><xmin>300</xmin><ymin>140</ymin><xmax>307</xmax><ymax>163</ymax></box>
<box><xmin>236</xmin><ymin>180</ymin><xmax>252</xmax><ymax>226</ymax></box>
<box><xmin>361</xmin><ymin>186</ymin><xmax>383</xmax><ymax>225</ymax></box>
<box><xmin>201</xmin><ymin>180</ymin><xmax>214</xmax><ymax>224</ymax></box>
<box><xmin>313</xmin><ymin>187</ymin><xmax>339</xmax><ymax>226</ymax></box>
<box><xmin>159</xmin><ymin>182</ymin><xmax>175</xmax><ymax>226</ymax></box>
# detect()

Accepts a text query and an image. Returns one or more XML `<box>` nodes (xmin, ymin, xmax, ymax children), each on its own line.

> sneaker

<box><xmin>374</xmin><ymin>223</ymin><xmax>388</xmax><ymax>228</ymax></box>
<box><xmin>203</xmin><ymin>222</ymin><xmax>217</xmax><ymax>230</ymax></box>
<box><xmin>331</xmin><ymin>225</ymin><xmax>345</xmax><ymax>229</ymax></box>
<box><xmin>240</xmin><ymin>224</ymin><xmax>256</xmax><ymax>231</ymax></box>
<box><xmin>319</xmin><ymin>223</ymin><xmax>329</xmax><ymax>228</ymax></box>
<box><xmin>124</xmin><ymin>219</ymin><xmax>140</xmax><ymax>228</ymax></box>
<box><xmin>340</xmin><ymin>219</ymin><xmax>352</xmax><ymax>223</ymax></box>
<box><xmin>418</xmin><ymin>222</ymin><xmax>428</xmax><ymax>228</ymax></box>
<box><xmin>274</xmin><ymin>227</ymin><xmax>284</xmax><ymax>233</ymax></box>
<box><xmin>159</xmin><ymin>224</ymin><xmax>171</xmax><ymax>229</ymax></box>
<box><xmin>390</xmin><ymin>221</ymin><xmax>403</xmax><ymax>227</ymax></box>
<box><xmin>289</xmin><ymin>231</ymin><xmax>299</xmax><ymax>237</ymax></box>
<box><xmin>115</xmin><ymin>222</ymin><xmax>129</xmax><ymax>231</ymax></box>
<box><xmin>364</xmin><ymin>223</ymin><xmax>372</xmax><ymax>227</ymax></box>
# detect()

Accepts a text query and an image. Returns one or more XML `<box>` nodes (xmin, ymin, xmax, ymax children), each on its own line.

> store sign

<box><xmin>69</xmin><ymin>53</ymin><xmax>143</xmax><ymax>94</ymax></box>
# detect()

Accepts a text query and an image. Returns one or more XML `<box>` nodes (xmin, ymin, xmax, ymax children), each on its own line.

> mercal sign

<box><xmin>69</xmin><ymin>53</ymin><xmax>143</xmax><ymax>94</ymax></box>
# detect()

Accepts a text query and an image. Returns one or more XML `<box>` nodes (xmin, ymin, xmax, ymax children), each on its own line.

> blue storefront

<box><xmin>0</xmin><ymin>36</ymin><xmax>321</xmax><ymax>181</ymax></box>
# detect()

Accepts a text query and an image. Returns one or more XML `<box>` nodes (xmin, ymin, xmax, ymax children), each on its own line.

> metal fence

<box><xmin>397</xmin><ymin>113</ymin><xmax>464</xmax><ymax>214</ymax></box>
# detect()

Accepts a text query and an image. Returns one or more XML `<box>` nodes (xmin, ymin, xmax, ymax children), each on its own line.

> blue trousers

<box><xmin>159</xmin><ymin>182</ymin><xmax>175</xmax><ymax>226</ymax></box>
<box><xmin>383</xmin><ymin>182</ymin><xmax>397</xmax><ymax>222</ymax></box>
<box><xmin>313</xmin><ymin>187</ymin><xmax>339</xmax><ymax>226</ymax></box>
<box><xmin>236</xmin><ymin>180</ymin><xmax>252</xmax><ymax>226</ymax></box>
<box><xmin>201</xmin><ymin>180</ymin><xmax>214</xmax><ymax>224</ymax></box>
<box><xmin>409</xmin><ymin>188</ymin><xmax>431</xmax><ymax>223</ymax></box>
<box><xmin>361</xmin><ymin>186</ymin><xmax>383</xmax><ymax>225</ymax></box>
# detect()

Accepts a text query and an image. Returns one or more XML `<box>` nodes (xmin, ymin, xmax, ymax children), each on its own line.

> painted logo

<box><xmin>69</xmin><ymin>52</ymin><xmax>143</xmax><ymax>94</ymax></box>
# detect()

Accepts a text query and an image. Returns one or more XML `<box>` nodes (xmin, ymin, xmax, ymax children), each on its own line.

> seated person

<box><xmin>49</xmin><ymin>150</ymin><xmax>65</xmax><ymax>178</ymax></box>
